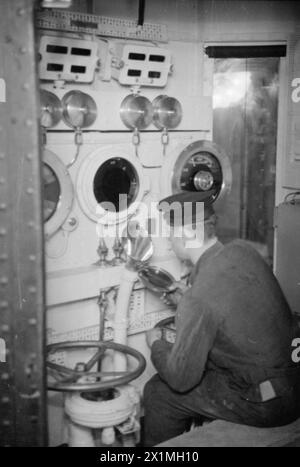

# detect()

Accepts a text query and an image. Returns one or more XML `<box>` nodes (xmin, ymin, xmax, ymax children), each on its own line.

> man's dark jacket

<box><xmin>151</xmin><ymin>240</ymin><xmax>300</xmax><ymax>427</ymax></box>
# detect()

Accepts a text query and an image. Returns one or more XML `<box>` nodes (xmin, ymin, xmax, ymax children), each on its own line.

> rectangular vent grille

<box><xmin>39</xmin><ymin>35</ymin><xmax>98</xmax><ymax>83</ymax></box>
<box><xmin>114</xmin><ymin>45</ymin><xmax>171</xmax><ymax>88</ymax></box>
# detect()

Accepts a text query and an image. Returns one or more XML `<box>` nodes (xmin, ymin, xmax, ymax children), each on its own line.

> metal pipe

<box><xmin>138</xmin><ymin>0</ymin><xmax>145</xmax><ymax>26</ymax></box>
<box><xmin>113</xmin><ymin>268</ymin><xmax>138</xmax><ymax>372</ymax></box>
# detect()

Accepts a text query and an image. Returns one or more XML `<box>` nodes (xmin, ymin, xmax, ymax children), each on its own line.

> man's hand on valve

<box><xmin>161</xmin><ymin>280</ymin><xmax>190</xmax><ymax>307</ymax></box>
<box><xmin>146</xmin><ymin>328</ymin><xmax>162</xmax><ymax>348</ymax></box>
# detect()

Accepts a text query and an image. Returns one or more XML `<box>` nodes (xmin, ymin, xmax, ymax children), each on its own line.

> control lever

<box><xmin>111</xmin><ymin>234</ymin><xmax>126</xmax><ymax>266</ymax></box>
<box><xmin>96</xmin><ymin>236</ymin><xmax>110</xmax><ymax>268</ymax></box>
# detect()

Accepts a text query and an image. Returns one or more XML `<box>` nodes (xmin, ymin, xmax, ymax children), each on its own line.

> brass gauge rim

<box><xmin>43</xmin><ymin>149</ymin><xmax>74</xmax><ymax>238</ymax></box>
<box><xmin>171</xmin><ymin>140</ymin><xmax>232</xmax><ymax>205</ymax></box>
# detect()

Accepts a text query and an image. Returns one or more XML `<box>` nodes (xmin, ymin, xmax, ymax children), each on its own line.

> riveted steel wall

<box><xmin>0</xmin><ymin>0</ymin><xmax>47</xmax><ymax>447</ymax></box>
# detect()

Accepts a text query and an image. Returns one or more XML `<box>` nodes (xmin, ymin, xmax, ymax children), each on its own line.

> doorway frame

<box><xmin>204</xmin><ymin>39</ymin><xmax>288</xmax><ymax>271</ymax></box>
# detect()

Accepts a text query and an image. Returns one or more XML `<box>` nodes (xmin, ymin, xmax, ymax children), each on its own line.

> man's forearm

<box><xmin>150</xmin><ymin>339</ymin><xmax>178</xmax><ymax>387</ymax></box>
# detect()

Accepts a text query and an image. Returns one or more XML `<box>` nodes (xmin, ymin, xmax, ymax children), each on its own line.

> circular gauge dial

<box><xmin>93</xmin><ymin>157</ymin><xmax>139</xmax><ymax>212</ymax></box>
<box><xmin>177</xmin><ymin>151</ymin><xmax>223</xmax><ymax>199</ymax></box>
<box><xmin>43</xmin><ymin>163</ymin><xmax>61</xmax><ymax>222</ymax></box>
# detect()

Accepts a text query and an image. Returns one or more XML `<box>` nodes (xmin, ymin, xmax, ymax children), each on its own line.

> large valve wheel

<box><xmin>47</xmin><ymin>340</ymin><xmax>146</xmax><ymax>392</ymax></box>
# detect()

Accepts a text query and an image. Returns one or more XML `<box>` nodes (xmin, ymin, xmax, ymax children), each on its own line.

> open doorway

<box><xmin>212</xmin><ymin>50</ymin><xmax>284</xmax><ymax>265</ymax></box>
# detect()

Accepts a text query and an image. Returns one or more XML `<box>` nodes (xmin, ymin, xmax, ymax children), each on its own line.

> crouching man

<box><xmin>143</xmin><ymin>192</ymin><xmax>300</xmax><ymax>446</ymax></box>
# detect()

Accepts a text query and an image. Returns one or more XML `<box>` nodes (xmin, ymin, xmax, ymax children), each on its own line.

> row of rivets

<box><xmin>0</xmin><ymin>136</ymin><xmax>8</xmax><ymax>386</ymax></box>
<box><xmin>0</xmin><ymin>151</ymin><xmax>31</xmax><ymax>164</ymax></box>
<box><xmin>0</xmin><ymin>132</ymin><xmax>8</xmax><ymax>341</ymax></box>
<box><xmin>0</xmin><ymin>114</ymin><xmax>7</xmax><ymax>319</ymax></box>
<box><xmin>0</xmin><ymin>5</ymin><xmax>42</xmax><ymax>443</ymax></box>
<box><xmin>2</xmin><ymin>20</ymin><xmax>44</xmax><ymax>440</ymax></box>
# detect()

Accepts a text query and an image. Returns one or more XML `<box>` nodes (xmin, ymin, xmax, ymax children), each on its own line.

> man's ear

<box><xmin>184</xmin><ymin>225</ymin><xmax>205</xmax><ymax>249</ymax></box>
<box><xmin>183</xmin><ymin>225</ymin><xmax>197</xmax><ymax>240</ymax></box>
<box><xmin>171</xmin><ymin>226</ymin><xmax>185</xmax><ymax>239</ymax></box>
<box><xmin>185</xmin><ymin>238</ymin><xmax>204</xmax><ymax>249</ymax></box>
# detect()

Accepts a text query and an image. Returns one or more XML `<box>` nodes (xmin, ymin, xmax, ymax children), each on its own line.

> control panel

<box><xmin>39</xmin><ymin>35</ymin><xmax>99</xmax><ymax>83</ymax></box>
<box><xmin>111</xmin><ymin>44</ymin><xmax>172</xmax><ymax>87</ymax></box>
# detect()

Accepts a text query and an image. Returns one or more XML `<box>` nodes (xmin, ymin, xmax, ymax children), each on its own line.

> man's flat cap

<box><xmin>158</xmin><ymin>191</ymin><xmax>215</xmax><ymax>227</ymax></box>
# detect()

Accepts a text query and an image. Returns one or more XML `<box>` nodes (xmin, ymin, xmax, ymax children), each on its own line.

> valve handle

<box><xmin>47</xmin><ymin>340</ymin><xmax>146</xmax><ymax>392</ymax></box>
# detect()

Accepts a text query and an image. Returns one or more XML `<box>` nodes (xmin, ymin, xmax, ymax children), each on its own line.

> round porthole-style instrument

<box><xmin>76</xmin><ymin>146</ymin><xmax>148</xmax><ymax>225</ymax></box>
<box><xmin>93</xmin><ymin>157</ymin><xmax>139</xmax><ymax>213</ymax></box>
<box><xmin>43</xmin><ymin>149</ymin><xmax>74</xmax><ymax>238</ymax></box>
<box><xmin>161</xmin><ymin>140</ymin><xmax>232</xmax><ymax>206</ymax></box>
